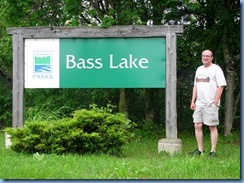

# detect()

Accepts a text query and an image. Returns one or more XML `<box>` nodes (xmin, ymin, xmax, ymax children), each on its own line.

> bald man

<box><xmin>190</xmin><ymin>50</ymin><xmax>227</xmax><ymax>157</ymax></box>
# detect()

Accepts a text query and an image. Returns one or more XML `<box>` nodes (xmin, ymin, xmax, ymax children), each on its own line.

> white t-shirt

<box><xmin>194</xmin><ymin>64</ymin><xmax>227</xmax><ymax>106</ymax></box>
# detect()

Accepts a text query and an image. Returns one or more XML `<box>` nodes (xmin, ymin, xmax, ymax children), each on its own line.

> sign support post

<box><xmin>157</xmin><ymin>32</ymin><xmax>182</xmax><ymax>155</ymax></box>
<box><xmin>12</xmin><ymin>34</ymin><xmax>24</xmax><ymax>128</ymax></box>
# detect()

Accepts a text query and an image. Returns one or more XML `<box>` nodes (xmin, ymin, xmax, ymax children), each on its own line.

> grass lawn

<box><xmin>0</xmin><ymin>129</ymin><xmax>240</xmax><ymax>179</ymax></box>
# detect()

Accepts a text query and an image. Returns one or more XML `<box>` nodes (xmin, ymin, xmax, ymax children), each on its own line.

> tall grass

<box><xmin>0</xmin><ymin>129</ymin><xmax>240</xmax><ymax>179</ymax></box>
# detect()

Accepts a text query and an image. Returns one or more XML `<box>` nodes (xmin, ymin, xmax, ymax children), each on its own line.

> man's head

<box><xmin>201</xmin><ymin>50</ymin><xmax>213</xmax><ymax>67</ymax></box>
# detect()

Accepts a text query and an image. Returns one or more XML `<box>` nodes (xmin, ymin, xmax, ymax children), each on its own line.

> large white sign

<box><xmin>24</xmin><ymin>38</ymin><xmax>166</xmax><ymax>88</ymax></box>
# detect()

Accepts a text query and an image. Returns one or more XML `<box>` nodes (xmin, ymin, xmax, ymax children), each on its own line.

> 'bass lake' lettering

<box><xmin>66</xmin><ymin>54</ymin><xmax>149</xmax><ymax>69</ymax></box>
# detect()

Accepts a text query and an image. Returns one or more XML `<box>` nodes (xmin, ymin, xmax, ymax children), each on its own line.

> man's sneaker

<box><xmin>209</xmin><ymin>151</ymin><xmax>217</xmax><ymax>157</ymax></box>
<box><xmin>189</xmin><ymin>148</ymin><xmax>204</xmax><ymax>155</ymax></box>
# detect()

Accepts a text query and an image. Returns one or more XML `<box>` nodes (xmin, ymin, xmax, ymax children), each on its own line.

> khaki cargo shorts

<box><xmin>192</xmin><ymin>104</ymin><xmax>219</xmax><ymax>126</ymax></box>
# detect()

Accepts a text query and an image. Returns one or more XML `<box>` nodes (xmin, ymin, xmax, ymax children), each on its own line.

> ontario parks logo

<box><xmin>33</xmin><ymin>54</ymin><xmax>53</xmax><ymax>79</ymax></box>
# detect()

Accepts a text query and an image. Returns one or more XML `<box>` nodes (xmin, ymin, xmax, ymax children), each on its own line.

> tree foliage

<box><xmin>0</xmin><ymin>0</ymin><xmax>240</xmax><ymax>134</ymax></box>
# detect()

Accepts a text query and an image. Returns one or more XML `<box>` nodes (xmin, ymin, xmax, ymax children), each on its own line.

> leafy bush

<box><xmin>5</xmin><ymin>104</ymin><xmax>134</xmax><ymax>156</ymax></box>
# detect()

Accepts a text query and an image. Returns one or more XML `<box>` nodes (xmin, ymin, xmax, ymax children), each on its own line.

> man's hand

<box><xmin>213</xmin><ymin>100</ymin><xmax>219</xmax><ymax>107</ymax></box>
<box><xmin>190</xmin><ymin>102</ymin><xmax>196</xmax><ymax>110</ymax></box>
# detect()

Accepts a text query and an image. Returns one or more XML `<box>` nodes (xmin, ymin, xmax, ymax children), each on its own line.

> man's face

<box><xmin>201</xmin><ymin>50</ymin><xmax>213</xmax><ymax>67</ymax></box>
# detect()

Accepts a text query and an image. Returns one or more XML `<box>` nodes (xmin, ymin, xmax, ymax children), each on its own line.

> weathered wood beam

<box><xmin>166</xmin><ymin>32</ymin><xmax>177</xmax><ymax>139</ymax></box>
<box><xmin>7</xmin><ymin>25</ymin><xmax>183</xmax><ymax>38</ymax></box>
<box><xmin>12</xmin><ymin>34</ymin><xmax>24</xmax><ymax>128</ymax></box>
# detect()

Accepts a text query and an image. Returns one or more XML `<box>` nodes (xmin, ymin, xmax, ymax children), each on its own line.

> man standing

<box><xmin>190</xmin><ymin>50</ymin><xmax>227</xmax><ymax>157</ymax></box>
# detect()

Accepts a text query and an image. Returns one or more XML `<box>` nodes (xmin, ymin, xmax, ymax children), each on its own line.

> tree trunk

<box><xmin>0</xmin><ymin>68</ymin><xmax>12</xmax><ymax>86</ymax></box>
<box><xmin>222</xmin><ymin>28</ymin><xmax>237</xmax><ymax>136</ymax></box>
<box><xmin>119</xmin><ymin>88</ymin><xmax>128</xmax><ymax>118</ymax></box>
<box><xmin>224</xmin><ymin>67</ymin><xmax>235</xmax><ymax>136</ymax></box>
<box><xmin>144</xmin><ymin>88</ymin><xmax>154</xmax><ymax>125</ymax></box>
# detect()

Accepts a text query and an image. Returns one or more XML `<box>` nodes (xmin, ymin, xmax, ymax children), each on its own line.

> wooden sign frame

<box><xmin>7</xmin><ymin>25</ymin><xmax>183</xmax><ymax>140</ymax></box>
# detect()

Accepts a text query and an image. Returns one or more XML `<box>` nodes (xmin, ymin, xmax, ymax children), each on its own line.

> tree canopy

<box><xmin>0</xmin><ymin>0</ymin><xmax>240</xmax><ymax>135</ymax></box>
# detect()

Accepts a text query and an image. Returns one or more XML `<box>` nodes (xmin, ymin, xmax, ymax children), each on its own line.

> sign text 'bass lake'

<box><xmin>66</xmin><ymin>54</ymin><xmax>149</xmax><ymax>69</ymax></box>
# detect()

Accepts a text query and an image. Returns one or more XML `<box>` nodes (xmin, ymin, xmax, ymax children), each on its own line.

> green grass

<box><xmin>0</xmin><ymin>130</ymin><xmax>240</xmax><ymax>179</ymax></box>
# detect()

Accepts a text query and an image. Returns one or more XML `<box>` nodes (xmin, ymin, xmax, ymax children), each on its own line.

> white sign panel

<box><xmin>24</xmin><ymin>39</ymin><xmax>60</xmax><ymax>88</ymax></box>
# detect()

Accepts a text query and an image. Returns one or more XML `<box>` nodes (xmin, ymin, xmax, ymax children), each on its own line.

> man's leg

<box><xmin>209</xmin><ymin>125</ymin><xmax>218</xmax><ymax>152</ymax></box>
<box><xmin>195</xmin><ymin>122</ymin><xmax>204</xmax><ymax>151</ymax></box>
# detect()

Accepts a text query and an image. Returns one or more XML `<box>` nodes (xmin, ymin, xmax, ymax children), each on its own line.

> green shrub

<box><xmin>5</xmin><ymin>104</ymin><xmax>134</xmax><ymax>156</ymax></box>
